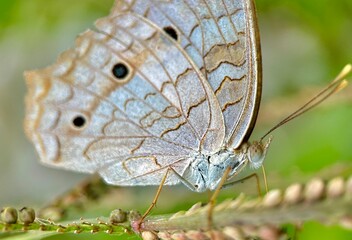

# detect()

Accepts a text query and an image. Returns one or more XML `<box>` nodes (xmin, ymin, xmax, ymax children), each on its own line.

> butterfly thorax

<box><xmin>182</xmin><ymin>148</ymin><xmax>247</xmax><ymax>192</ymax></box>
<box><xmin>182</xmin><ymin>138</ymin><xmax>272</xmax><ymax>193</ymax></box>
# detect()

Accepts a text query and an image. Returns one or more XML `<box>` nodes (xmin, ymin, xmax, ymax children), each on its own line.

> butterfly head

<box><xmin>247</xmin><ymin>137</ymin><xmax>272</xmax><ymax>169</ymax></box>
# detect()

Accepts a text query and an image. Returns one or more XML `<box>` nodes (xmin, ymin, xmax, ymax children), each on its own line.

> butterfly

<box><xmin>24</xmin><ymin>0</ymin><xmax>349</xmax><ymax>197</ymax></box>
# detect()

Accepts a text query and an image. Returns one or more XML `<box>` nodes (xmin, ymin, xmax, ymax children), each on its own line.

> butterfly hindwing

<box><xmin>24</xmin><ymin>10</ymin><xmax>225</xmax><ymax>185</ymax></box>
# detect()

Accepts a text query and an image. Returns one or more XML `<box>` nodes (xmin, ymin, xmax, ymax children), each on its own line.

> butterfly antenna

<box><xmin>261</xmin><ymin>64</ymin><xmax>352</xmax><ymax>141</ymax></box>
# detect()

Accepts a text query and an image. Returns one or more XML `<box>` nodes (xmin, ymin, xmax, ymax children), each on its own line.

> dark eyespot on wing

<box><xmin>72</xmin><ymin>115</ymin><xmax>86</xmax><ymax>128</ymax></box>
<box><xmin>163</xmin><ymin>26</ymin><xmax>178</xmax><ymax>41</ymax></box>
<box><xmin>112</xmin><ymin>63</ymin><xmax>129</xmax><ymax>79</ymax></box>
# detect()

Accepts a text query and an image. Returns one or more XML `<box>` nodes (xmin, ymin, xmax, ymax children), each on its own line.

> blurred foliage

<box><xmin>0</xmin><ymin>0</ymin><xmax>351</xmax><ymax>239</ymax></box>
<box><xmin>257</xmin><ymin>0</ymin><xmax>352</xmax><ymax>73</ymax></box>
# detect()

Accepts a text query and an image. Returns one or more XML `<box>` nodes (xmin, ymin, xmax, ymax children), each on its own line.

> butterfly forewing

<box><xmin>118</xmin><ymin>0</ymin><xmax>262</xmax><ymax>148</ymax></box>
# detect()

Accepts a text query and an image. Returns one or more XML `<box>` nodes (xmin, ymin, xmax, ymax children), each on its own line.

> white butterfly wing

<box><xmin>24</xmin><ymin>11</ymin><xmax>225</xmax><ymax>186</ymax></box>
<box><xmin>118</xmin><ymin>0</ymin><xmax>262</xmax><ymax>148</ymax></box>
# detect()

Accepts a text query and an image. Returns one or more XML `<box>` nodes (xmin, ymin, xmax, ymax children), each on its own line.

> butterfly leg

<box><xmin>140</xmin><ymin>168</ymin><xmax>171</xmax><ymax>221</ymax></box>
<box><xmin>132</xmin><ymin>166</ymin><xmax>202</xmax><ymax>232</ymax></box>
<box><xmin>207</xmin><ymin>166</ymin><xmax>232</xmax><ymax>230</ymax></box>
<box><xmin>222</xmin><ymin>172</ymin><xmax>263</xmax><ymax>197</ymax></box>
<box><xmin>204</xmin><ymin>171</ymin><xmax>265</xmax><ymax>235</ymax></box>
<box><xmin>132</xmin><ymin>167</ymin><xmax>173</xmax><ymax>233</ymax></box>
<box><xmin>140</xmin><ymin>165</ymin><xmax>203</xmax><ymax>219</ymax></box>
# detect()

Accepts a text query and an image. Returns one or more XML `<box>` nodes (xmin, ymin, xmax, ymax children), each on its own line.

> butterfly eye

<box><xmin>72</xmin><ymin>115</ymin><xmax>86</xmax><ymax>129</ymax></box>
<box><xmin>112</xmin><ymin>63</ymin><xmax>129</xmax><ymax>80</ymax></box>
<box><xmin>163</xmin><ymin>26</ymin><xmax>178</xmax><ymax>41</ymax></box>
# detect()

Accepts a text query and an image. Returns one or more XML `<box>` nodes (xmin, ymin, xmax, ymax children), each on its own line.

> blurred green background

<box><xmin>0</xmin><ymin>0</ymin><xmax>351</xmax><ymax>239</ymax></box>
